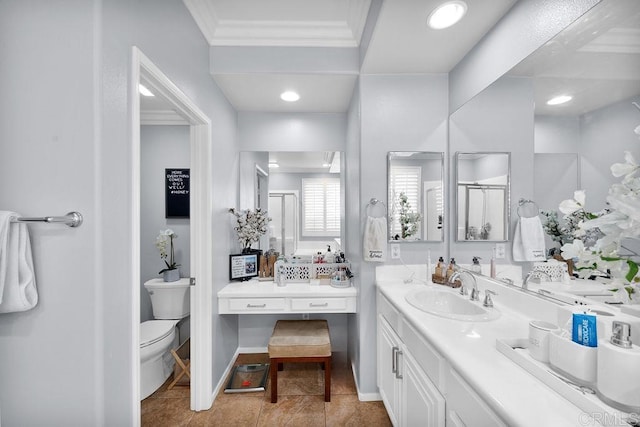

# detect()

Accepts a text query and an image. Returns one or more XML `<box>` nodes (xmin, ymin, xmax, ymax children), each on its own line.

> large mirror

<box><xmin>387</xmin><ymin>152</ymin><xmax>444</xmax><ymax>242</ymax></box>
<box><xmin>456</xmin><ymin>152</ymin><xmax>510</xmax><ymax>242</ymax></box>
<box><xmin>449</xmin><ymin>0</ymin><xmax>640</xmax><ymax>254</ymax></box>
<box><xmin>239</xmin><ymin>151</ymin><xmax>344</xmax><ymax>258</ymax></box>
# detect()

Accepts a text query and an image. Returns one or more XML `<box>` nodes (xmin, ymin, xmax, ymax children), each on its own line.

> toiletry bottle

<box><xmin>435</xmin><ymin>257</ymin><xmax>444</xmax><ymax>279</ymax></box>
<box><xmin>597</xmin><ymin>321</ymin><xmax>640</xmax><ymax>412</ymax></box>
<box><xmin>446</xmin><ymin>258</ymin><xmax>456</xmax><ymax>279</ymax></box>
<box><xmin>470</xmin><ymin>257</ymin><xmax>482</xmax><ymax>273</ymax></box>
<box><xmin>490</xmin><ymin>248</ymin><xmax>496</xmax><ymax>278</ymax></box>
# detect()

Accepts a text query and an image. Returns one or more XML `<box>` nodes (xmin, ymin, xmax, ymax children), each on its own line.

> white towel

<box><xmin>512</xmin><ymin>216</ymin><xmax>546</xmax><ymax>262</ymax></box>
<box><xmin>363</xmin><ymin>216</ymin><xmax>387</xmax><ymax>262</ymax></box>
<box><xmin>0</xmin><ymin>211</ymin><xmax>38</xmax><ymax>313</ymax></box>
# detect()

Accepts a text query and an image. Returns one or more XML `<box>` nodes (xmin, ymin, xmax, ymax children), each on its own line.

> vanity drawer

<box><xmin>290</xmin><ymin>297</ymin><xmax>352</xmax><ymax>312</ymax></box>
<box><xmin>227</xmin><ymin>298</ymin><xmax>286</xmax><ymax>312</ymax></box>
<box><xmin>402</xmin><ymin>318</ymin><xmax>445</xmax><ymax>389</ymax></box>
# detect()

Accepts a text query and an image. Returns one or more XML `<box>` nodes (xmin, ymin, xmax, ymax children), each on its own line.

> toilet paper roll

<box><xmin>597</xmin><ymin>342</ymin><xmax>640</xmax><ymax>413</ymax></box>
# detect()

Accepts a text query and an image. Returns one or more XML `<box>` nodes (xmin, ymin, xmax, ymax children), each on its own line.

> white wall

<box><xmin>0</xmin><ymin>1</ymin><xmax>238</xmax><ymax>425</ymax></box>
<box><xmin>0</xmin><ymin>2</ymin><xmax>99</xmax><ymax>424</ymax></box>
<box><xmin>140</xmin><ymin>125</ymin><xmax>191</xmax><ymax>322</ymax></box>
<box><xmin>358</xmin><ymin>74</ymin><xmax>449</xmax><ymax>394</ymax></box>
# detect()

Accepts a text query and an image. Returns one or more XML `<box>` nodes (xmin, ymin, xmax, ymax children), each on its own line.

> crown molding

<box><xmin>140</xmin><ymin>110</ymin><xmax>189</xmax><ymax>126</ymax></box>
<box><xmin>184</xmin><ymin>0</ymin><xmax>370</xmax><ymax>47</ymax></box>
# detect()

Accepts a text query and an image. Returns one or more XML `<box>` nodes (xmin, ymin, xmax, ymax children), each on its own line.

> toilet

<box><xmin>140</xmin><ymin>277</ymin><xmax>190</xmax><ymax>400</ymax></box>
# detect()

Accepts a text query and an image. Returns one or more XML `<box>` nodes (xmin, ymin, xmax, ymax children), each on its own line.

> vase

<box><xmin>163</xmin><ymin>268</ymin><xmax>180</xmax><ymax>282</ymax></box>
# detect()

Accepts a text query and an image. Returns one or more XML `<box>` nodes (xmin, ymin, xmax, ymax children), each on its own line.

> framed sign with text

<box><xmin>165</xmin><ymin>168</ymin><xmax>190</xmax><ymax>218</ymax></box>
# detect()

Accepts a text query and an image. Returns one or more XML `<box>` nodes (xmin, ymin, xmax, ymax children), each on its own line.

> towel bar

<box><xmin>11</xmin><ymin>211</ymin><xmax>83</xmax><ymax>228</ymax></box>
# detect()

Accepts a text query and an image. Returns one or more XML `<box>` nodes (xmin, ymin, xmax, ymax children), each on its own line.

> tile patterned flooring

<box><xmin>142</xmin><ymin>353</ymin><xmax>392</xmax><ymax>426</ymax></box>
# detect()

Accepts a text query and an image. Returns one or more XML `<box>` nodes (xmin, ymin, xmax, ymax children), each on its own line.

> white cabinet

<box><xmin>378</xmin><ymin>316</ymin><xmax>402</xmax><ymax>426</ymax></box>
<box><xmin>377</xmin><ymin>291</ymin><xmax>503</xmax><ymax>427</ymax></box>
<box><xmin>402</xmin><ymin>350</ymin><xmax>446</xmax><ymax>427</ymax></box>
<box><xmin>377</xmin><ymin>313</ymin><xmax>445</xmax><ymax>427</ymax></box>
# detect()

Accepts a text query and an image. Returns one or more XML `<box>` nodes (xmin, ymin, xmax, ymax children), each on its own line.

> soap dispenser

<box><xmin>470</xmin><ymin>257</ymin><xmax>482</xmax><ymax>273</ymax></box>
<box><xmin>597</xmin><ymin>321</ymin><xmax>640</xmax><ymax>412</ymax></box>
<box><xmin>446</xmin><ymin>258</ymin><xmax>456</xmax><ymax>279</ymax></box>
<box><xmin>434</xmin><ymin>257</ymin><xmax>444</xmax><ymax>279</ymax></box>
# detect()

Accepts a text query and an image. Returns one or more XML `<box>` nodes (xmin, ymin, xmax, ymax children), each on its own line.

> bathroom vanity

<box><xmin>376</xmin><ymin>265</ymin><xmax>639</xmax><ymax>427</ymax></box>
<box><xmin>218</xmin><ymin>280</ymin><xmax>357</xmax><ymax>314</ymax></box>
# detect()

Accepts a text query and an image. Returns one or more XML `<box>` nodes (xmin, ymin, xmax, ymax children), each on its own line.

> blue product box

<box><xmin>572</xmin><ymin>313</ymin><xmax>597</xmax><ymax>347</ymax></box>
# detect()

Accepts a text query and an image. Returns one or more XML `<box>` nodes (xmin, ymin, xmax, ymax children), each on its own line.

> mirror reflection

<box><xmin>456</xmin><ymin>152</ymin><xmax>510</xmax><ymax>242</ymax></box>
<box><xmin>239</xmin><ymin>151</ymin><xmax>343</xmax><ymax>257</ymax></box>
<box><xmin>387</xmin><ymin>152</ymin><xmax>444</xmax><ymax>242</ymax></box>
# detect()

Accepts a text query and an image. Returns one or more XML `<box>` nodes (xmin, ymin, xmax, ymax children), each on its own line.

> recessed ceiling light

<box><xmin>138</xmin><ymin>84</ymin><xmax>155</xmax><ymax>97</ymax></box>
<box><xmin>427</xmin><ymin>1</ymin><xmax>468</xmax><ymax>30</ymax></box>
<box><xmin>547</xmin><ymin>95</ymin><xmax>573</xmax><ymax>106</ymax></box>
<box><xmin>280</xmin><ymin>91</ymin><xmax>300</xmax><ymax>102</ymax></box>
<box><xmin>268</xmin><ymin>163</ymin><xmax>279</xmax><ymax>168</ymax></box>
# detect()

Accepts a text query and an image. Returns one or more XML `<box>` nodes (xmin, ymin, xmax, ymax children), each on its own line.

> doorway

<box><xmin>131</xmin><ymin>47</ymin><xmax>214</xmax><ymax>416</ymax></box>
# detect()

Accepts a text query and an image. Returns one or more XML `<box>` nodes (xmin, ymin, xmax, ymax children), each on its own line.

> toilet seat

<box><xmin>140</xmin><ymin>320</ymin><xmax>178</xmax><ymax>348</ymax></box>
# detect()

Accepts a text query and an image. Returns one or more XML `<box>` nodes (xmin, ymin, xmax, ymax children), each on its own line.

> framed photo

<box><xmin>229</xmin><ymin>253</ymin><xmax>259</xmax><ymax>281</ymax></box>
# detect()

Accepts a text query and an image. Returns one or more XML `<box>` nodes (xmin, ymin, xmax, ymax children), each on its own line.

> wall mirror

<box><xmin>455</xmin><ymin>152</ymin><xmax>510</xmax><ymax>242</ymax></box>
<box><xmin>239</xmin><ymin>151</ymin><xmax>344</xmax><ymax>257</ymax></box>
<box><xmin>387</xmin><ymin>152</ymin><xmax>444</xmax><ymax>242</ymax></box>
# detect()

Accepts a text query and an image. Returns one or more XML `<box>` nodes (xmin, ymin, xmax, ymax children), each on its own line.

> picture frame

<box><xmin>165</xmin><ymin>168</ymin><xmax>190</xmax><ymax>218</ymax></box>
<box><xmin>229</xmin><ymin>253</ymin><xmax>259</xmax><ymax>281</ymax></box>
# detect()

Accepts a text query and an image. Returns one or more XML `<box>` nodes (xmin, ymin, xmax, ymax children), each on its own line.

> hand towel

<box><xmin>512</xmin><ymin>216</ymin><xmax>546</xmax><ymax>262</ymax></box>
<box><xmin>0</xmin><ymin>211</ymin><xmax>38</xmax><ymax>313</ymax></box>
<box><xmin>363</xmin><ymin>216</ymin><xmax>387</xmax><ymax>262</ymax></box>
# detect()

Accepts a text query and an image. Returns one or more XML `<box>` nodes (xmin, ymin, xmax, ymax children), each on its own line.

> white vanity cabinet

<box><xmin>377</xmin><ymin>292</ymin><xmax>446</xmax><ymax>427</ymax></box>
<box><xmin>377</xmin><ymin>290</ymin><xmax>505</xmax><ymax>427</ymax></box>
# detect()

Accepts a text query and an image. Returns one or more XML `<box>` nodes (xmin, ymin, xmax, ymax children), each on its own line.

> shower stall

<box><xmin>268</xmin><ymin>192</ymin><xmax>298</xmax><ymax>257</ymax></box>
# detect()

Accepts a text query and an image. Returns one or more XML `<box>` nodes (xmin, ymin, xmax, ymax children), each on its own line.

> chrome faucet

<box><xmin>522</xmin><ymin>270</ymin><xmax>552</xmax><ymax>290</ymax></box>
<box><xmin>483</xmin><ymin>289</ymin><xmax>497</xmax><ymax>307</ymax></box>
<box><xmin>449</xmin><ymin>271</ymin><xmax>479</xmax><ymax>301</ymax></box>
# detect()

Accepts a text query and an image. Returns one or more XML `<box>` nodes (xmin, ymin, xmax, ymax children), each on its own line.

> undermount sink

<box><xmin>405</xmin><ymin>287</ymin><xmax>500</xmax><ymax>322</ymax></box>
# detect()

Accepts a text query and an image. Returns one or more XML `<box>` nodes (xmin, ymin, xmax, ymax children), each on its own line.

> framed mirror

<box><xmin>239</xmin><ymin>151</ymin><xmax>344</xmax><ymax>257</ymax></box>
<box><xmin>387</xmin><ymin>152</ymin><xmax>444</xmax><ymax>242</ymax></box>
<box><xmin>455</xmin><ymin>152</ymin><xmax>510</xmax><ymax>242</ymax></box>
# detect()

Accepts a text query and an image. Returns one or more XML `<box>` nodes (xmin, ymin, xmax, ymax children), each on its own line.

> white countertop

<box><xmin>376</xmin><ymin>274</ymin><xmax>605</xmax><ymax>427</ymax></box>
<box><xmin>218</xmin><ymin>279</ymin><xmax>357</xmax><ymax>298</ymax></box>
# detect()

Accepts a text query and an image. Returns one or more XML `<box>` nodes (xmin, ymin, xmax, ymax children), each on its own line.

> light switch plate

<box><xmin>391</xmin><ymin>244</ymin><xmax>400</xmax><ymax>259</ymax></box>
<box><xmin>495</xmin><ymin>243</ymin><xmax>506</xmax><ymax>259</ymax></box>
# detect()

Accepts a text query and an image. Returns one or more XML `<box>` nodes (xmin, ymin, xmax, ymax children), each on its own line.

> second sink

<box><xmin>405</xmin><ymin>287</ymin><xmax>500</xmax><ymax>322</ymax></box>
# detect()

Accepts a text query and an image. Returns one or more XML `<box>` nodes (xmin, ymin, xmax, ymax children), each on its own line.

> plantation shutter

<box><xmin>302</xmin><ymin>178</ymin><xmax>340</xmax><ymax>236</ymax></box>
<box><xmin>389</xmin><ymin>166</ymin><xmax>421</xmax><ymax>238</ymax></box>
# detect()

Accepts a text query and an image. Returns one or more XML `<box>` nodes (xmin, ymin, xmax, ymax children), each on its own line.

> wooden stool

<box><xmin>268</xmin><ymin>319</ymin><xmax>332</xmax><ymax>403</ymax></box>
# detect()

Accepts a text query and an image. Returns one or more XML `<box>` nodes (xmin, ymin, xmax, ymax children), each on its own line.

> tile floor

<box><xmin>142</xmin><ymin>353</ymin><xmax>392</xmax><ymax>426</ymax></box>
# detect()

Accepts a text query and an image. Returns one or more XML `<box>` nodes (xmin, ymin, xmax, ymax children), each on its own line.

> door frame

<box><xmin>131</xmin><ymin>47</ymin><xmax>213</xmax><ymax>417</ymax></box>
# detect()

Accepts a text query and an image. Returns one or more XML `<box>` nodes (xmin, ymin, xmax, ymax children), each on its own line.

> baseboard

<box><xmin>351</xmin><ymin>361</ymin><xmax>382</xmax><ymax>402</ymax></box>
<box><xmin>237</xmin><ymin>346</ymin><xmax>268</xmax><ymax>353</ymax></box>
<box><xmin>211</xmin><ymin>348</ymin><xmax>241</xmax><ymax>401</ymax></box>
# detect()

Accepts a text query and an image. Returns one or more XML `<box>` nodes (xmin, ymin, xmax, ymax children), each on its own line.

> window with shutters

<box><xmin>389</xmin><ymin>165</ymin><xmax>421</xmax><ymax>238</ymax></box>
<box><xmin>302</xmin><ymin>178</ymin><xmax>340</xmax><ymax>237</ymax></box>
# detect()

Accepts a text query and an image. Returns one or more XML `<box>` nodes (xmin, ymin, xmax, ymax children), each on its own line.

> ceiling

<box><xmin>142</xmin><ymin>0</ymin><xmax>640</xmax><ymax>118</ymax></box>
<box><xmin>182</xmin><ymin>0</ymin><xmax>518</xmax><ymax>113</ymax></box>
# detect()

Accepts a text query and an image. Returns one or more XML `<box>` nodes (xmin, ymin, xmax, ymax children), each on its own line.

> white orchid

<box><xmin>559</xmin><ymin>190</ymin><xmax>586</xmax><ymax>215</ymax></box>
<box><xmin>156</xmin><ymin>229</ymin><xmax>179</xmax><ymax>273</ymax></box>
<box><xmin>611</xmin><ymin>151</ymin><xmax>639</xmax><ymax>178</ymax></box>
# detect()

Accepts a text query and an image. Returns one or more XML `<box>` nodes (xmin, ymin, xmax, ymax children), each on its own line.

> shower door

<box><xmin>268</xmin><ymin>193</ymin><xmax>298</xmax><ymax>257</ymax></box>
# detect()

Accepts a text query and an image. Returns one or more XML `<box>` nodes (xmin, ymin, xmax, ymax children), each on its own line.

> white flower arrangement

<box><xmin>156</xmin><ymin>229</ymin><xmax>180</xmax><ymax>273</ymax></box>
<box><xmin>229</xmin><ymin>208</ymin><xmax>271</xmax><ymax>251</ymax></box>
<box><xmin>560</xmin><ymin>125</ymin><xmax>640</xmax><ymax>302</ymax></box>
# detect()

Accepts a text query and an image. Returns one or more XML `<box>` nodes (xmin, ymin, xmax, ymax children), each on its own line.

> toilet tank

<box><xmin>144</xmin><ymin>278</ymin><xmax>190</xmax><ymax>319</ymax></box>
